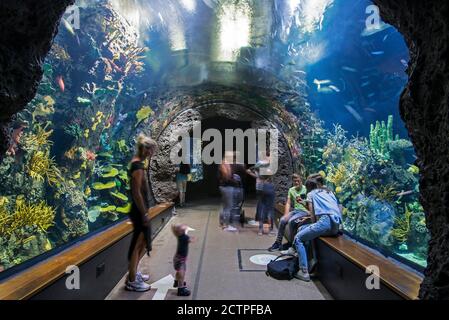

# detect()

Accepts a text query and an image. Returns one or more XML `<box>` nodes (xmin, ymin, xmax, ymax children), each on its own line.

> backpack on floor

<box><xmin>265</xmin><ymin>254</ymin><xmax>299</xmax><ymax>280</ymax></box>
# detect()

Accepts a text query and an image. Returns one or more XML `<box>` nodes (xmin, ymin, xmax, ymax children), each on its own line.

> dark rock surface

<box><xmin>374</xmin><ymin>0</ymin><xmax>449</xmax><ymax>299</ymax></box>
<box><xmin>0</xmin><ymin>0</ymin><xmax>74</xmax><ymax>156</ymax></box>
<box><xmin>151</xmin><ymin>103</ymin><xmax>294</xmax><ymax>203</ymax></box>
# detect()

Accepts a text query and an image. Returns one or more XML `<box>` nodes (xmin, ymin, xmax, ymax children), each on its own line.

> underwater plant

<box><xmin>26</xmin><ymin>151</ymin><xmax>62</xmax><ymax>187</ymax></box>
<box><xmin>391</xmin><ymin>205</ymin><xmax>412</xmax><ymax>243</ymax></box>
<box><xmin>0</xmin><ymin>199</ymin><xmax>55</xmax><ymax>237</ymax></box>
<box><xmin>21</xmin><ymin>123</ymin><xmax>54</xmax><ymax>152</ymax></box>
<box><xmin>372</xmin><ymin>183</ymin><xmax>398</xmax><ymax>202</ymax></box>
<box><xmin>135</xmin><ymin>106</ymin><xmax>154</xmax><ymax>127</ymax></box>
<box><xmin>64</xmin><ymin>123</ymin><xmax>83</xmax><ymax>141</ymax></box>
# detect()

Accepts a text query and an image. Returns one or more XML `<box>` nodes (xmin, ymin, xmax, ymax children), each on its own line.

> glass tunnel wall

<box><xmin>0</xmin><ymin>0</ymin><xmax>428</xmax><ymax>276</ymax></box>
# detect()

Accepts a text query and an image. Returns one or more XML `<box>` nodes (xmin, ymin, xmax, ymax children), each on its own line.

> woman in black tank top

<box><xmin>126</xmin><ymin>134</ymin><xmax>157</xmax><ymax>292</ymax></box>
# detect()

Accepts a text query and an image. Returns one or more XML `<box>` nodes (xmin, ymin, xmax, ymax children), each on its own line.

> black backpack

<box><xmin>266</xmin><ymin>254</ymin><xmax>299</xmax><ymax>280</ymax></box>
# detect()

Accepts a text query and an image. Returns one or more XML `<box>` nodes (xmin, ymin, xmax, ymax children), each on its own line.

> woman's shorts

<box><xmin>173</xmin><ymin>254</ymin><xmax>187</xmax><ymax>271</ymax></box>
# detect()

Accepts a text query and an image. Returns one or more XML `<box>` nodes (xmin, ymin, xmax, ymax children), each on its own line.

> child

<box><xmin>172</xmin><ymin>224</ymin><xmax>192</xmax><ymax>296</ymax></box>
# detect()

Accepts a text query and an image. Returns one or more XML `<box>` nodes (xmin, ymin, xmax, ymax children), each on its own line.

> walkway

<box><xmin>106</xmin><ymin>199</ymin><xmax>331</xmax><ymax>300</ymax></box>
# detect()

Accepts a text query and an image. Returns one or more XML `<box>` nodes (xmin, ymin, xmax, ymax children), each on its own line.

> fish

<box><xmin>361</xmin><ymin>81</ymin><xmax>370</xmax><ymax>87</ymax></box>
<box><xmin>77</xmin><ymin>97</ymin><xmax>92</xmax><ymax>105</ymax></box>
<box><xmin>371</xmin><ymin>51</ymin><xmax>385</xmax><ymax>55</ymax></box>
<box><xmin>364</xmin><ymin>108</ymin><xmax>377</xmax><ymax>113</ymax></box>
<box><xmin>344</xmin><ymin>105</ymin><xmax>363</xmax><ymax>123</ymax></box>
<box><xmin>313</xmin><ymin>79</ymin><xmax>332</xmax><ymax>90</ymax></box>
<box><xmin>328</xmin><ymin>85</ymin><xmax>340</xmax><ymax>92</ymax></box>
<box><xmin>367</xmin><ymin>93</ymin><xmax>376</xmax><ymax>98</ymax></box>
<box><xmin>397</xmin><ymin>190</ymin><xmax>414</xmax><ymax>197</ymax></box>
<box><xmin>400</xmin><ymin>59</ymin><xmax>408</xmax><ymax>67</ymax></box>
<box><xmin>61</xmin><ymin>18</ymin><xmax>76</xmax><ymax>36</ymax></box>
<box><xmin>383</xmin><ymin>34</ymin><xmax>389</xmax><ymax>42</ymax></box>
<box><xmin>341</xmin><ymin>66</ymin><xmax>357</xmax><ymax>73</ymax></box>
<box><xmin>56</xmin><ymin>76</ymin><xmax>65</xmax><ymax>92</ymax></box>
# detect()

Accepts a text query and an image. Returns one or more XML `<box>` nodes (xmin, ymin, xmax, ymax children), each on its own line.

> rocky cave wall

<box><xmin>0</xmin><ymin>0</ymin><xmax>448</xmax><ymax>299</ymax></box>
<box><xmin>150</xmin><ymin>102</ymin><xmax>294</xmax><ymax>203</ymax></box>
<box><xmin>0</xmin><ymin>0</ymin><xmax>74</xmax><ymax>155</ymax></box>
<box><xmin>374</xmin><ymin>0</ymin><xmax>449</xmax><ymax>299</ymax></box>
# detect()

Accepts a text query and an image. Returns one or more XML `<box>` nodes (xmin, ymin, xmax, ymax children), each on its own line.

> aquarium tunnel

<box><xmin>0</xmin><ymin>0</ymin><xmax>448</xmax><ymax>300</ymax></box>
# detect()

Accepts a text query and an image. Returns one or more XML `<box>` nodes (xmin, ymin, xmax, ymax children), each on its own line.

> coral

<box><xmin>64</xmin><ymin>124</ymin><xmax>83</xmax><ymax>140</ymax></box>
<box><xmin>26</xmin><ymin>151</ymin><xmax>62</xmax><ymax>186</ymax></box>
<box><xmin>116</xmin><ymin>203</ymin><xmax>131</xmax><ymax>214</ymax></box>
<box><xmin>101</xmin><ymin>167</ymin><xmax>119</xmax><ymax>178</ymax></box>
<box><xmin>110</xmin><ymin>191</ymin><xmax>128</xmax><ymax>202</ymax></box>
<box><xmin>391</xmin><ymin>205</ymin><xmax>412</xmax><ymax>243</ymax></box>
<box><xmin>50</xmin><ymin>43</ymin><xmax>71</xmax><ymax>61</ymax></box>
<box><xmin>116</xmin><ymin>139</ymin><xmax>129</xmax><ymax>153</ymax></box>
<box><xmin>21</xmin><ymin>123</ymin><xmax>54</xmax><ymax>152</ymax></box>
<box><xmin>0</xmin><ymin>199</ymin><xmax>55</xmax><ymax>237</ymax></box>
<box><xmin>372</xmin><ymin>183</ymin><xmax>398</xmax><ymax>202</ymax></box>
<box><xmin>93</xmin><ymin>181</ymin><xmax>117</xmax><ymax>190</ymax></box>
<box><xmin>135</xmin><ymin>106</ymin><xmax>154</xmax><ymax>127</ymax></box>
<box><xmin>369</xmin><ymin>115</ymin><xmax>394</xmax><ymax>159</ymax></box>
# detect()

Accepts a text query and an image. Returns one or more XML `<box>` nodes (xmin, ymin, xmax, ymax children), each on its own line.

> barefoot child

<box><xmin>172</xmin><ymin>224</ymin><xmax>193</xmax><ymax>296</ymax></box>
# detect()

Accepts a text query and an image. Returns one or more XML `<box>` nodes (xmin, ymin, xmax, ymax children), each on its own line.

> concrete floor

<box><xmin>106</xmin><ymin>199</ymin><xmax>332</xmax><ymax>300</ymax></box>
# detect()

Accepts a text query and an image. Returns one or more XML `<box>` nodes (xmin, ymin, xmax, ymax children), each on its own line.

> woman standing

<box><xmin>126</xmin><ymin>134</ymin><xmax>157</xmax><ymax>292</ymax></box>
<box><xmin>176</xmin><ymin>163</ymin><xmax>191</xmax><ymax>207</ymax></box>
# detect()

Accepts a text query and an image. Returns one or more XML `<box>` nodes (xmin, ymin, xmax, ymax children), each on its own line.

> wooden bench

<box><xmin>274</xmin><ymin>203</ymin><xmax>423</xmax><ymax>300</ymax></box>
<box><xmin>0</xmin><ymin>202</ymin><xmax>174</xmax><ymax>300</ymax></box>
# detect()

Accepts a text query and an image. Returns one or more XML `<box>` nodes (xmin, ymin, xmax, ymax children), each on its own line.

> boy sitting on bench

<box><xmin>268</xmin><ymin>174</ymin><xmax>309</xmax><ymax>252</ymax></box>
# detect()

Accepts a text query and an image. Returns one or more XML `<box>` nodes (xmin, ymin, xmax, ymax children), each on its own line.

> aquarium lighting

<box><xmin>180</xmin><ymin>0</ymin><xmax>196</xmax><ymax>12</ymax></box>
<box><xmin>215</xmin><ymin>1</ymin><xmax>252</xmax><ymax>62</ymax></box>
<box><xmin>169</xmin><ymin>21</ymin><xmax>187</xmax><ymax>51</ymax></box>
<box><xmin>288</xmin><ymin>0</ymin><xmax>301</xmax><ymax>14</ymax></box>
<box><xmin>299</xmin><ymin>0</ymin><xmax>333</xmax><ymax>33</ymax></box>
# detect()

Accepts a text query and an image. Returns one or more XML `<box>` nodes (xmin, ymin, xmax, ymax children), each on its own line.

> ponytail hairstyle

<box><xmin>135</xmin><ymin>133</ymin><xmax>157</xmax><ymax>158</ymax></box>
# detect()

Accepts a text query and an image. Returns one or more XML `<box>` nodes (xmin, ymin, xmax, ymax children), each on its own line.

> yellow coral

<box><xmin>372</xmin><ymin>184</ymin><xmax>398</xmax><ymax>202</ymax></box>
<box><xmin>135</xmin><ymin>106</ymin><xmax>154</xmax><ymax>127</ymax></box>
<box><xmin>21</xmin><ymin>123</ymin><xmax>54</xmax><ymax>151</ymax></box>
<box><xmin>391</xmin><ymin>206</ymin><xmax>412</xmax><ymax>243</ymax></box>
<box><xmin>27</xmin><ymin>151</ymin><xmax>62</xmax><ymax>186</ymax></box>
<box><xmin>0</xmin><ymin>200</ymin><xmax>55</xmax><ymax>237</ymax></box>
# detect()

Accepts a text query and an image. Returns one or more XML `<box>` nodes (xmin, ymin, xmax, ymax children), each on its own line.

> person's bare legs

<box><xmin>128</xmin><ymin>233</ymin><xmax>145</xmax><ymax>282</ymax></box>
<box><xmin>176</xmin><ymin>270</ymin><xmax>185</xmax><ymax>287</ymax></box>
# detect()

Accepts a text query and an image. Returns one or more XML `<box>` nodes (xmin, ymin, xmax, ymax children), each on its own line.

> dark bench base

<box><xmin>316</xmin><ymin>238</ymin><xmax>402</xmax><ymax>300</ymax></box>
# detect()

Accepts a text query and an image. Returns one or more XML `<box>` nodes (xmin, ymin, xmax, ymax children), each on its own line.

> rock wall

<box><xmin>374</xmin><ymin>0</ymin><xmax>449</xmax><ymax>299</ymax></box>
<box><xmin>151</xmin><ymin>102</ymin><xmax>294</xmax><ymax>203</ymax></box>
<box><xmin>0</xmin><ymin>0</ymin><xmax>74</xmax><ymax>156</ymax></box>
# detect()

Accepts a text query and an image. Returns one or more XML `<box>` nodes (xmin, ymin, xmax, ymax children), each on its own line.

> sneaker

<box><xmin>268</xmin><ymin>230</ymin><xmax>277</xmax><ymax>236</ymax></box>
<box><xmin>223</xmin><ymin>226</ymin><xmax>238</xmax><ymax>232</ymax></box>
<box><xmin>248</xmin><ymin>220</ymin><xmax>258</xmax><ymax>226</ymax></box>
<box><xmin>137</xmin><ymin>271</ymin><xmax>150</xmax><ymax>282</ymax></box>
<box><xmin>294</xmin><ymin>268</ymin><xmax>311</xmax><ymax>282</ymax></box>
<box><xmin>177</xmin><ymin>287</ymin><xmax>191</xmax><ymax>296</ymax></box>
<box><xmin>258</xmin><ymin>230</ymin><xmax>263</xmax><ymax>236</ymax></box>
<box><xmin>126</xmin><ymin>279</ymin><xmax>151</xmax><ymax>292</ymax></box>
<box><xmin>268</xmin><ymin>242</ymin><xmax>281</xmax><ymax>252</ymax></box>
<box><xmin>281</xmin><ymin>247</ymin><xmax>297</xmax><ymax>256</ymax></box>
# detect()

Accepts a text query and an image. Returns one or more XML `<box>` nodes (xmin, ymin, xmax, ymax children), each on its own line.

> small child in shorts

<box><xmin>172</xmin><ymin>224</ymin><xmax>193</xmax><ymax>296</ymax></box>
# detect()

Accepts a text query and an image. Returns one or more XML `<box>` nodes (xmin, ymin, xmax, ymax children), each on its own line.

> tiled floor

<box><xmin>106</xmin><ymin>199</ymin><xmax>332</xmax><ymax>300</ymax></box>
